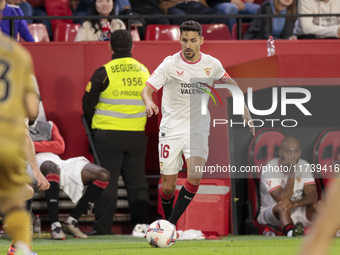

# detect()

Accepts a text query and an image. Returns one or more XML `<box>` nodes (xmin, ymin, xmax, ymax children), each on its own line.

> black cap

<box><xmin>110</xmin><ymin>30</ymin><xmax>133</xmax><ymax>53</ymax></box>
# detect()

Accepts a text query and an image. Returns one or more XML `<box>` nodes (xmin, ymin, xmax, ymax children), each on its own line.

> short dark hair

<box><xmin>180</xmin><ymin>20</ymin><xmax>202</xmax><ymax>37</ymax></box>
<box><xmin>110</xmin><ymin>30</ymin><xmax>133</xmax><ymax>52</ymax></box>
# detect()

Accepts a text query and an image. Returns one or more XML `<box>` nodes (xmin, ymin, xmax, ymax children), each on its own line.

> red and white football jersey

<box><xmin>259</xmin><ymin>158</ymin><xmax>315</xmax><ymax>211</ymax></box>
<box><xmin>146</xmin><ymin>51</ymin><xmax>229</xmax><ymax>139</ymax></box>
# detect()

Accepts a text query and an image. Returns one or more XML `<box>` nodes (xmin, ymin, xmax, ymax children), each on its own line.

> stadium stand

<box><xmin>17</xmin><ymin>23</ymin><xmax>50</xmax><ymax>42</ymax></box>
<box><xmin>54</xmin><ymin>23</ymin><xmax>80</xmax><ymax>42</ymax></box>
<box><xmin>144</xmin><ymin>24</ymin><xmax>180</xmax><ymax>41</ymax></box>
<box><xmin>202</xmin><ymin>23</ymin><xmax>231</xmax><ymax>40</ymax></box>
<box><xmin>130</xmin><ymin>26</ymin><xmax>141</xmax><ymax>41</ymax></box>
<box><xmin>231</xmin><ymin>23</ymin><xmax>250</xmax><ymax>40</ymax></box>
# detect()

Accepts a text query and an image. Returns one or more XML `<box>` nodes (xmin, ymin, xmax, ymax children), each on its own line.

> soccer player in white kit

<box><xmin>259</xmin><ymin>137</ymin><xmax>318</xmax><ymax>236</ymax></box>
<box><xmin>141</xmin><ymin>20</ymin><xmax>255</xmax><ymax>225</ymax></box>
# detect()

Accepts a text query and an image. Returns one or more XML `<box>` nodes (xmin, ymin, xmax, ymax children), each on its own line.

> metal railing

<box><xmin>2</xmin><ymin>13</ymin><xmax>340</xmax><ymax>40</ymax></box>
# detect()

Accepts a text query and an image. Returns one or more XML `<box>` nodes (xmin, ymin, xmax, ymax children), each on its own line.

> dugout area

<box><xmin>6</xmin><ymin>40</ymin><xmax>340</xmax><ymax>236</ymax></box>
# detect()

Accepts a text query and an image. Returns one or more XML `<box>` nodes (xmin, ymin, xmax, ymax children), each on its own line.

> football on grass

<box><xmin>146</xmin><ymin>220</ymin><xmax>177</xmax><ymax>248</ymax></box>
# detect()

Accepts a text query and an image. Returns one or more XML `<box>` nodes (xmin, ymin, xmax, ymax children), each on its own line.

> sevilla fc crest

<box><xmin>204</xmin><ymin>67</ymin><xmax>211</xmax><ymax>76</ymax></box>
<box><xmin>160</xmin><ymin>162</ymin><xmax>164</xmax><ymax>170</ymax></box>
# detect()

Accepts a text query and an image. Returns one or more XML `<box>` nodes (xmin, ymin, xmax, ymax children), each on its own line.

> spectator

<box><xmin>70</xmin><ymin>0</ymin><xmax>88</xmax><ymax>24</ymax></box>
<box><xmin>82</xmin><ymin>30</ymin><xmax>150</xmax><ymax>236</ymax></box>
<box><xmin>293</xmin><ymin>0</ymin><xmax>340</xmax><ymax>39</ymax></box>
<box><xmin>75</xmin><ymin>0</ymin><xmax>125</xmax><ymax>41</ymax></box>
<box><xmin>27</xmin><ymin>120</ymin><xmax>110</xmax><ymax>240</ymax></box>
<box><xmin>244</xmin><ymin>0</ymin><xmax>297</xmax><ymax>40</ymax></box>
<box><xmin>159</xmin><ymin>0</ymin><xmax>228</xmax><ymax>27</ymax></box>
<box><xmin>129</xmin><ymin>0</ymin><xmax>170</xmax><ymax>39</ymax></box>
<box><xmin>114</xmin><ymin>0</ymin><xmax>142</xmax><ymax>27</ymax></box>
<box><xmin>258</xmin><ymin>137</ymin><xmax>318</xmax><ymax>236</ymax></box>
<box><xmin>6</xmin><ymin>0</ymin><xmax>34</xmax><ymax>23</ymax></box>
<box><xmin>77</xmin><ymin>0</ymin><xmax>92</xmax><ymax>14</ymax></box>
<box><xmin>0</xmin><ymin>0</ymin><xmax>35</xmax><ymax>41</ymax></box>
<box><xmin>26</xmin><ymin>0</ymin><xmax>52</xmax><ymax>39</ymax></box>
<box><xmin>207</xmin><ymin>0</ymin><xmax>260</xmax><ymax>32</ymax></box>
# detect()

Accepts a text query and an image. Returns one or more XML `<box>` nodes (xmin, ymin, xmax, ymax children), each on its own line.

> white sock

<box><xmin>14</xmin><ymin>241</ymin><xmax>31</xmax><ymax>255</ymax></box>
<box><xmin>287</xmin><ymin>230</ymin><xmax>293</xmax><ymax>237</ymax></box>
<box><xmin>66</xmin><ymin>216</ymin><xmax>77</xmax><ymax>224</ymax></box>
<box><xmin>51</xmin><ymin>222</ymin><xmax>61</xmax><ymax>230</ymax></box>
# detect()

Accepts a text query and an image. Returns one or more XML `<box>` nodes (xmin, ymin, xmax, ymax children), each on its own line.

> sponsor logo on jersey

<box><xmin>204</xmin><ymin>67</ymin><xmax>211</xmax><ymax>77</ymax></box>
<box><xmin>220</xmin><ymin>72</ymin><xmax>230</xmax><ymax>82</ymax></box>
<box><xmin>177</xmin><ymin>70</ymin><xmax>184</xmax><ymax>76</ymax></box>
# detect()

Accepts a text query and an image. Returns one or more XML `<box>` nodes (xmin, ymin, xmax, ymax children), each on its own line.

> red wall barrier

<box><xmin>23</xmin><ymin>40</ymin><xmax>340</xmax><ymax>173</ymax></box>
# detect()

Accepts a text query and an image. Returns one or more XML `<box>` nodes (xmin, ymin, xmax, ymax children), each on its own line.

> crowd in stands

<box><xmin>1</xmin><ymin>0</ymin><xmax>339</xmax><ymax>40</ymax></box>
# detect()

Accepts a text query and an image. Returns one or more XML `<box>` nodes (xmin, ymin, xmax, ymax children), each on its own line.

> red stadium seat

<box><xmin>313</xmin><ymin>128</ymin><xmax>340</xmax><ymax>188</ymax></box>
<box><xmin>45</xmin><ymin>0</ymin><xmax>73</xmax><ymax>34</ymax></box>
<box><xmin>247</xmin><ymin>128</ymin><xmax>285</xmax><ymax>235</ymax></box>
<box><xmin>23</xmin><ymin>24</ymin><xmax>50</xmax><ymax>42</ymax></box>
<box><xmin>254</xmin><ymin>0</ymin><xmax>266</xmax><ymax>4</ymax></box>
<box><xmin>130</xmin><ymin>27</ymin><xmax>140</xmax><ymax>41</ymax></box>
<box><xmin>54</xmin><ymin>24</ymin><xmax>80</xmax><ymax>42</ymax></box>
<box><xmin>144</xmin><ymin>25</ymin><xmax>180</xmax><ymax>41</ymax></box>
<box><xmin>201</xmin><ymin>24</ymin><xmax>231</xmax><ymax>40</ymax></box>
<box><xmin>231</xmin><ymin>23</ymin><xmax>250</xmax><ymax>40</ymax></box>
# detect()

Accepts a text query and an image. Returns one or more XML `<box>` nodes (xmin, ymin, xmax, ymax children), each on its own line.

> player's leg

<box><xmin>300</xmin><ymin>181</ymin><xmax>340</xmax><ymax>255</ymax></box>
<box><xmin>0</xmin><ymin>144</ymin><xmax>35</xmax><ymax>255</ymax></box>
<box><xmin>272</xmin><ymin>204</ymin><xmax>304</xmax><ymax>236</ymax></box>
<box><xmin>1</xmin><ymin>190</ymin><xmax>32</xmax><ymax>255</ymax></box>
<box><xmin>169</xmin><ymin>133</ymin><xmax>209</xmax><ymax>225</ymax></box>
<box><xmin>168</xmin><ymin>133</ymin><xmax>208</xmax><ymax>225</ymax></box>
<box><xmin>160</xmin><ymin>174</ymin><xmax>177</xmax><ymax>220</ymax></box>
<box><xmin>158</xmin><ymin>138</ymin><xmax>184</xmax><ymax>221</ymax></box>
<box><xmin>168</xmin><ymin>156</ymin><xmax>205</xmax><ymax>225</ymax></box>
<box><xmin>39</xmin><ymin>161</ymin><xmax>65</xmax><ymax>239</ymax></box>
<box><xmin>81</xmin><ymin>163</ymin><xmax>110</xmax><ymax>185</ymax></box>
<box><xmin>62</xmin><ymin>163</ymin><xmax>110</xmax><ymax>238</ymax></box>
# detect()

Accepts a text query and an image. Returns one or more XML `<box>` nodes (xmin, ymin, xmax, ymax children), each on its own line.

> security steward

<box><xmin>82</xmin><ymin>30</ymin><xmax>150</xmax><ymax>235</ymax></box>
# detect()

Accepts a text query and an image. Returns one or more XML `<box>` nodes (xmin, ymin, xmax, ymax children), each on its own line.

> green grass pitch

<box><xmin>1</xmin><ymin>235</ymin><xmax>340</xmax><ymax>255</ymax></box>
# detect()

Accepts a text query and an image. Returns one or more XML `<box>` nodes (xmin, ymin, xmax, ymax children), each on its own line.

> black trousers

<box><xmin>92</xmin><ymin>130</ymin><xmax>150</xmax><ymax>234</ymax></box>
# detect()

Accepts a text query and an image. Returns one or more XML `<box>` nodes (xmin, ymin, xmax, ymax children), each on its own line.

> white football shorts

<box><xmin>257</xmin><ymin>204</ymin><xmax>312</xmax><ymax>228</ymax></box>
<box><xmin>158</xmin><ymin>133</ymin><xmax>209</xmax><ymax>175</ymax></box>
<box><xmin>26</xmin><ymin>152</ymin><xmax>88</xmax><ymax>203</ymax></box>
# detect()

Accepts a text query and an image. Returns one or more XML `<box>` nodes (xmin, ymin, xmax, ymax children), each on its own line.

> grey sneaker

<box><xmin>62</xmin><ymin>221</ymin><xmax>88</xmax><ymax>239</ymax></box>
<box><xmin>293</xmin><ymin>222</ymin><xmax>304</xmax><ymax>236</ymax></box>
<box><xmin>51</xmin><ymin>227</ymin><xmax>66</xmax><ymax>240</ymax></box>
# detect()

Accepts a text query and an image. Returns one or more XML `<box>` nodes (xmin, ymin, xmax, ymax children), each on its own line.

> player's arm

<box><xmin>25</xmin><ymin>91</ymin><xmax>39</xmax><ymax>124</ymax></box>
<box><xmin>269</xmin><ymin>174</ymin><xmax>295</xmax><ymax>204</ymax></box>
<box><xmin>291</xmin><ymin>184</ymin><xmax>318</xmax><ymax>208</ymax></box>
<box><xmin>141</xmin><ymin>85</ymin><xmax>159</xmax><ymax>118</ymax></box>
<box><xmin>82</xmin><ymin>67</ymin><xmax>108</xmax><ymax>130</ymax></box>
<box><xmin>33</xmin><ymin>122</ymin><xmax>65</xmax><ymax>155</ymax></box>
<box><xmin>223</xmin><ymin>77</ymin><xmax>255</xmax><ymax>136</ymax></box>
<box><xmin>24</xmin><ymin>129</ymin><xmax>50</xmax><ymax>191</ymax></box>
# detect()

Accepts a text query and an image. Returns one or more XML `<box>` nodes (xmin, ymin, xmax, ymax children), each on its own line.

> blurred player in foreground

<box><xmin>142</xmin><ymin>20</ymin><xmax>255</xmax><ymax>226</ymax></box>
<box><xmin>300</xmin><ymin>154</ymin><xmax>340</xmax><ymax>255</ymax></box>
<box><xmin>0</xmin><ymin>20</ymin><xmax>49</xmax><ymax>255</ymax></box>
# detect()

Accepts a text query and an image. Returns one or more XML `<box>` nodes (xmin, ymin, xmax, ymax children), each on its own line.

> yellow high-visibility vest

<box><xmin>92</xmin><ymin>57</ymin><xmax>150</xmax><ymax>131</ymax></box>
